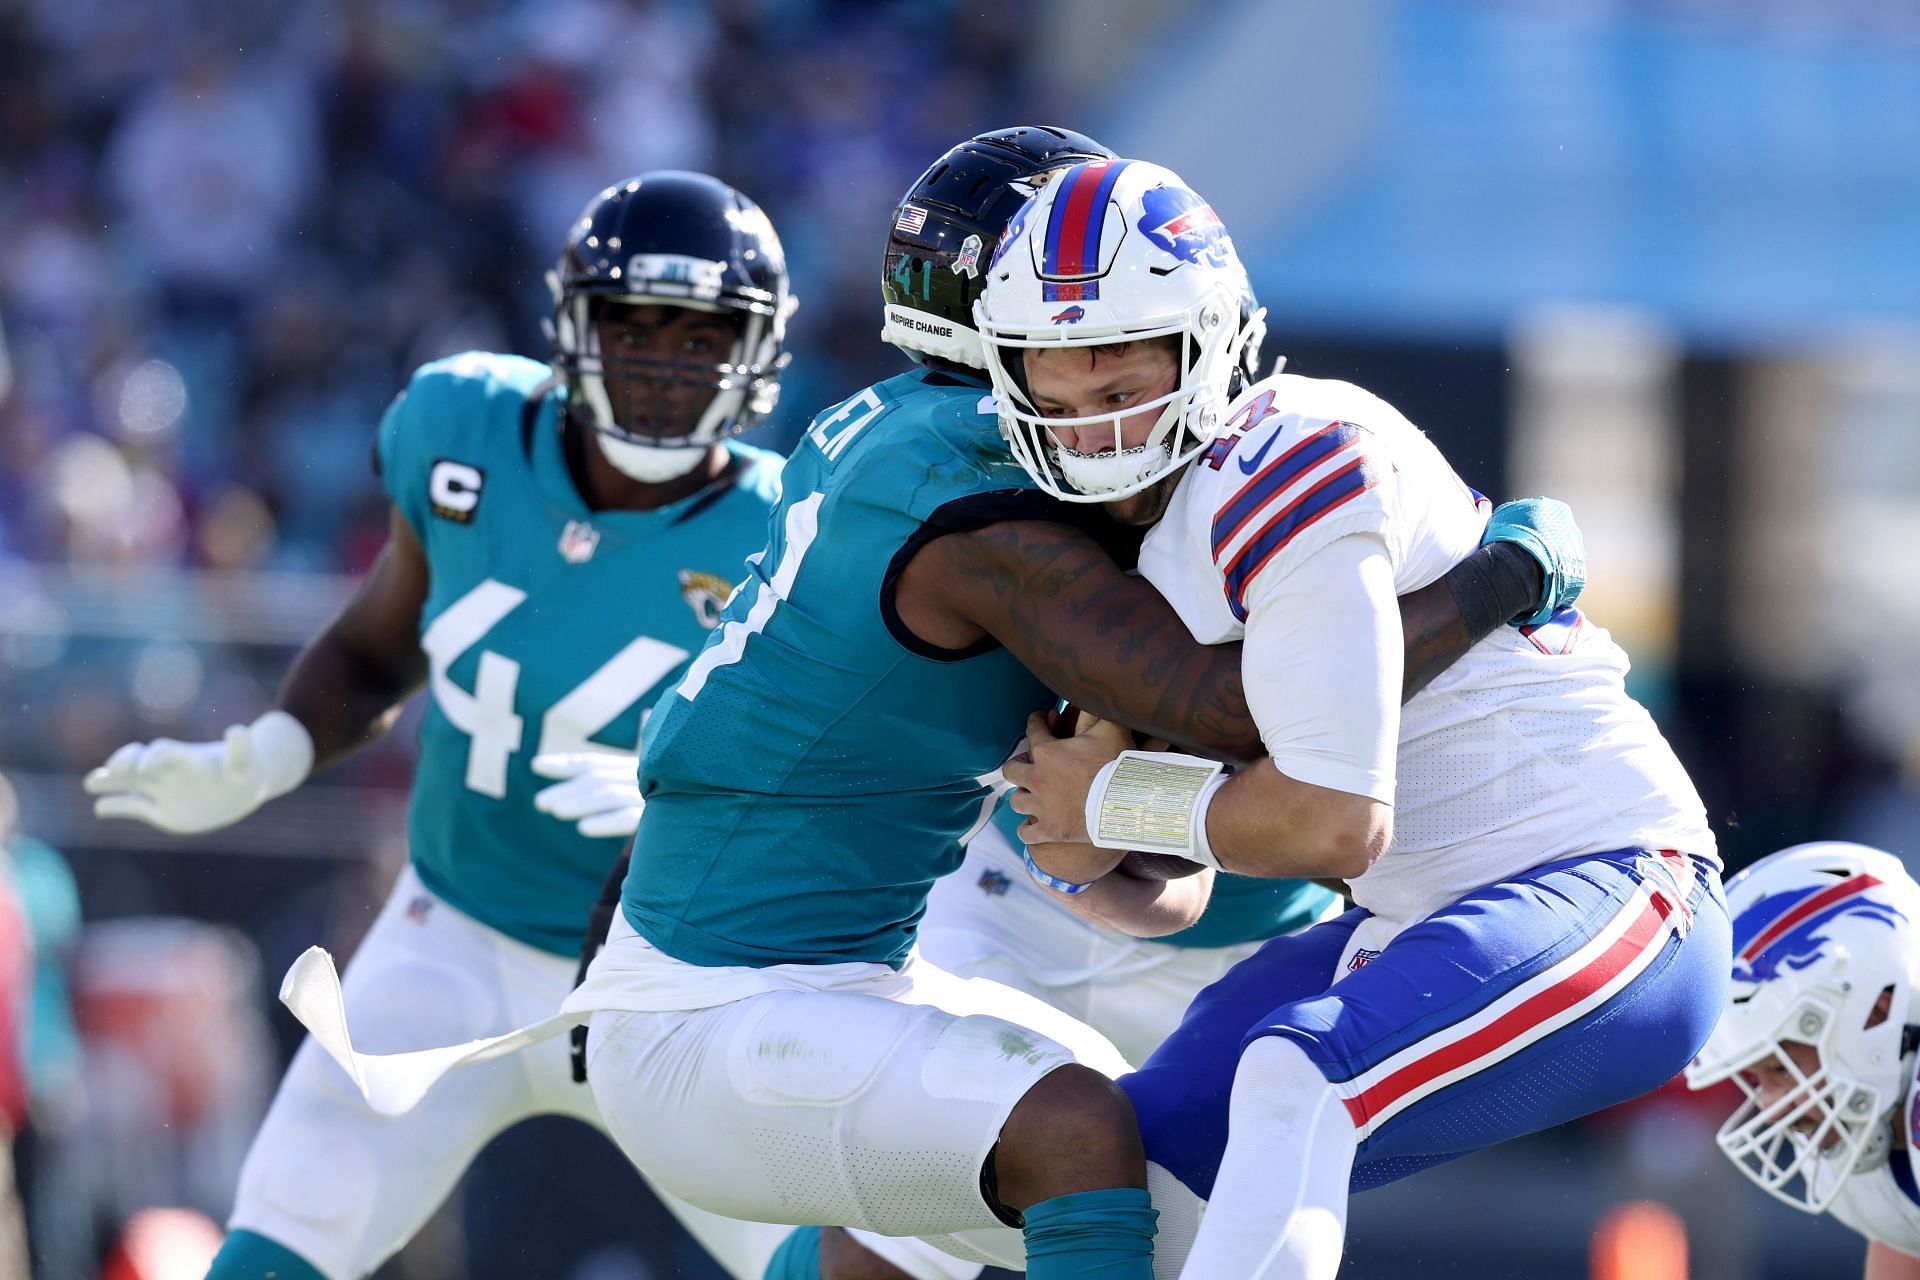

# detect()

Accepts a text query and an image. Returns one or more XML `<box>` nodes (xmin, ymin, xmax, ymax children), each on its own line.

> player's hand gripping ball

<box><xmin>1048</xmin><ymin>704</ymin><xmax>1207</xmax><ymax>882</ymax></box>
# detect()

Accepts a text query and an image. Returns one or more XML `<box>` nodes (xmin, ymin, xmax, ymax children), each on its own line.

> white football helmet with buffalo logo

<box><xmin>974</xmin><ymin>159</ymin><xmax>1267</xmax><ymax>502</ymax></box>
<box><xmin>1686</xmin><ymin>841</ymin><xmax>1920</xmax><ymax>1212</ymax></box>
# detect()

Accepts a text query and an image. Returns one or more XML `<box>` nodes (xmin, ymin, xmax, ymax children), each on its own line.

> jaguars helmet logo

<box><xmin>678</xmin><ymin>570</ymin><xmax>736</xmax><ymax>630</ymax></box>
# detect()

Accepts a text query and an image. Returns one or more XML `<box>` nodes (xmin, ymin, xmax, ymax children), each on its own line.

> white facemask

<box><xmin>595</xmin><ymin>431</ymin><xmax>711</xmax><ymax>483</ymax></box>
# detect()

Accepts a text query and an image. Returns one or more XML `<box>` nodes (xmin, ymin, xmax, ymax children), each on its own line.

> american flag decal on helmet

<box><xmin>894</xmin><ymin>205</ymin><xmax>928</xmax><ymax>234</ymax></box>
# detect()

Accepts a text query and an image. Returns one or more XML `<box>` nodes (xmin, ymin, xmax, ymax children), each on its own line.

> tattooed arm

<box><xmin>891</xmin><ymin>519</ymin><xmax>1541</xmax><ymax>754</ymax></box>
<box><xmin>896</xmin><ymin>518</ymin><xmax>1260</xmax><ymax>753</ymax></box>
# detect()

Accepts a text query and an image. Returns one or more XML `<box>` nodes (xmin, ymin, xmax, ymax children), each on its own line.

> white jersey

<box><xmin>1138</xmin><ymin>372</ymin><xmax>1716</xmax><ymax>921</ymax></box>
<box><xmin>1831</xmin><ymin>1160</ymin><xmax>1920</xmax><ymax>1260</ymax></box>
<box><xmin>1827</xmin><ymin>1072</ymin><xmax>1920</xmax><ymax>1259</ymax></box>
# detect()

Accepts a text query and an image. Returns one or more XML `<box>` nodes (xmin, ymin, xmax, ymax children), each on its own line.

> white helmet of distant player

<box><xmin>974</xmin><ymin>159</ymin><xmax>1267</xmax><ymax>502</ymax></box>
<box><xmin>1686</xmin><ymin>842</ymin><xmax>1920</xmax><ymax>1213</ymax></box>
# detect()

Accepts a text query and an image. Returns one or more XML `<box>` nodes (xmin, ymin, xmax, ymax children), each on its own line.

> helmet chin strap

<box><xmin>595</xmin><ymin>431</ymin><xmax>710</xmax><ymax>483</ymax></box>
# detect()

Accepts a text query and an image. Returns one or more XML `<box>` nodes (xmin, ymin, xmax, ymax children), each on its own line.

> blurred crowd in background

<box><xmin>2</xmin><ymin>1</ymin><xmax>1054</xmax><ymax>1274</ymax></box>
<box><xmin>0</xmin><ymin>0</ymin><xmax>1039</xmax><ymax>577</ymax></box>
<box><xmin>2</xmin><ymin>0</ymin><xmax>1918</xmax><ymax>1277</ymax></box>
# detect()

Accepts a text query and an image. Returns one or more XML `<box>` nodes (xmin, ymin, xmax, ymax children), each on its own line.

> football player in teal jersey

<box><xmin>84</xmin><ymin>173</ymin><xmax>799</xmax><ymax>1280</ymax></box>
<box><xmin>559</xmin><ymin>130</ymin><xmax>1582</xmax><ymax>1280</ymax></box>
<box><xmin>758</xmin><ymin>133</ymin><xmax>1583</xmax><ymax>1280</ymax></box>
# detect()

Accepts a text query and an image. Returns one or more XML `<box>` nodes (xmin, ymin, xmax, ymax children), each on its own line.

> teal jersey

<box><xmin>628</xmin><ymin>369</ymin><xmax>1076</xmax><ymax>969</ymax></box>
<box><xmin>988</xmin><ymin>799</ymin><xmax>1339</xmax><ymax>949</ymax></box>
<box><xmin>376</xmin><ymin>352</ymin><xmax>783</xmax><ymax>956</ymax></box>
<box><xmin>5</xmin><ymin>838</ymin><xmax>82</xmax><ymax>1102</ymax></box>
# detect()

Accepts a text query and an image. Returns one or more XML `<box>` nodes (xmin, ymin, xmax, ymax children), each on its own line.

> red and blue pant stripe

<box><xmin>1123</xmin><ymin>847</ymin><xmax>1729</xmax><ymax>1199</ymax></box>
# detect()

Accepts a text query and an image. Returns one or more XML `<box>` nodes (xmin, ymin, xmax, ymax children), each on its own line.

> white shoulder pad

<box><xmin>1189</xmin><ymin>375</ymin><xmax>1392</xmax><ymax>622</ymax></box>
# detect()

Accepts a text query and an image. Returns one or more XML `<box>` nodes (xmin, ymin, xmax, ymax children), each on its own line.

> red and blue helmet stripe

<box><xmin>1729</xmin><ymin>872</ymin><xmax>1903</xmax><ymax>984</ymax></box>
<box><xmin>1042</xmin><ymin>160</ymin><xmax>1133</xmax><ymax>280</ymax></box>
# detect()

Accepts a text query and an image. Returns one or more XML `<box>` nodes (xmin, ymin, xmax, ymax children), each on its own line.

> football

<box><xmin>1051</xmin><ymin>705</ymin><xmax>1202</xmax><ymax>879</ymax></box>
<box><xmin>1117</xmin><ymin>850</ymin><xmax>1208</xmax><ymax>880</ymax></box>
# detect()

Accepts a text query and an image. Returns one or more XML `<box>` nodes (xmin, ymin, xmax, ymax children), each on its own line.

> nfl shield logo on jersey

<box><xmin>558</xmin><ymin>521</ymin><xmax>600</xmax><ymax>564</ymax></box>
<box><xmin>976</xmin><ymin>868</ymin><xmax>1011</xmax><ymax>897</ymax></box>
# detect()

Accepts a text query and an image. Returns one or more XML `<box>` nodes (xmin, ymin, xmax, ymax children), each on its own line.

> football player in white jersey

<box><xmin>1688</xmin><ymin>842</ymin><xmax>1920</xmax><ymax>1279</ymax></box>
<box><xmin>977</xmin><ymin>158</ymin><xmax>1731</xmax><ymax>1279</ymax></box>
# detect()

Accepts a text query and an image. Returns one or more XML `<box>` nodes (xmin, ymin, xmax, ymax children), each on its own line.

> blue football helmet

<box><xmin>547</xmin><ymin>171</ymin><xmax>796</xmax><ymax>478</ymax></box>
<box><xmin>881</xmin><ymin>125</ymin><xmax>1113</xmax><ymax>370</ymax></box>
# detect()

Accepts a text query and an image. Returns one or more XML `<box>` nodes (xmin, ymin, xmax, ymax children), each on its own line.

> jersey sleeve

<box><xmin>374</xmin><ymin>351</ymin><xmax>549</xmax><ymax>537</ymax></box>
<box><xmin>375</xmin><ymin>383</ymin><xmax>425</xmax><ymax>533</ymax></box>
<box><xmin>1240</xmin><ymin>530</ymin><xmax>1401</xmax><ymax>802</ymax></box>
<box><xmin>1208</xmin><ymin>417</ymin><xmax>1389</xmax><ymax>623</ymax></box>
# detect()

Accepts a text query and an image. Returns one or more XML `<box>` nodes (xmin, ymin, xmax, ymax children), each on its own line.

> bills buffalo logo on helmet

<box><xmin>1051</xmin><ymin>305</ymin><xmax>1086</xmax><ymax>325</ymax></box>
<box><xmin>1137</xmin><ymin>184</ymin><xmax>1232</xmax><ymax>269</ymax></box>
<box><xmin>1728</xmin><ymin>876</ymin><xmax>1906</xmax><ymax>986</ymax></box>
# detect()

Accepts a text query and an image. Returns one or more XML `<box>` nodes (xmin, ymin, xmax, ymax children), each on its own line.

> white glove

<box><xmin>84</xmin><ymin>710</ymin><xmax>315</xmax><ymax>835</ymax></box>
<box><xmin>531</xmin><ymin>752</ymin><xmax>644</xmax><ymax>839</ymax></box>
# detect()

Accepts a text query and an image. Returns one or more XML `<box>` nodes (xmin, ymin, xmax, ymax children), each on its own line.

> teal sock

<box><xmin>206</xmin><ymin>1230</ymin><xmax>330</xmax><ymax>1280</ymax></box>
<box><xmin>762</xmin><ymin>1226</ymin><xmax>824</xmax><ymax>1280</ymax></box>
<box><xmin>1022</xmin><ymin>1187</ymin><xmax>1157</xmax><ymax>1280</ymax></box>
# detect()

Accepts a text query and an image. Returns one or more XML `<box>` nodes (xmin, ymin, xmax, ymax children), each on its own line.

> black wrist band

<box><xmin>1449</xmin><ymin>543</ymin><xmax>1541</xmax><ymax>638</ymax></box>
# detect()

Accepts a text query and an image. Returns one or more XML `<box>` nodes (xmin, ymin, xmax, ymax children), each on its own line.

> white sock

<box><xmin>1146</xmin><ymin>1161</ymin><xmax>1206</xmax><ymax>1280</ymax></box>
<box><xmin>1176</xmin><ymin>1036</ymin><xmax>1358</xmax><ymax>1280</ymax></box>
